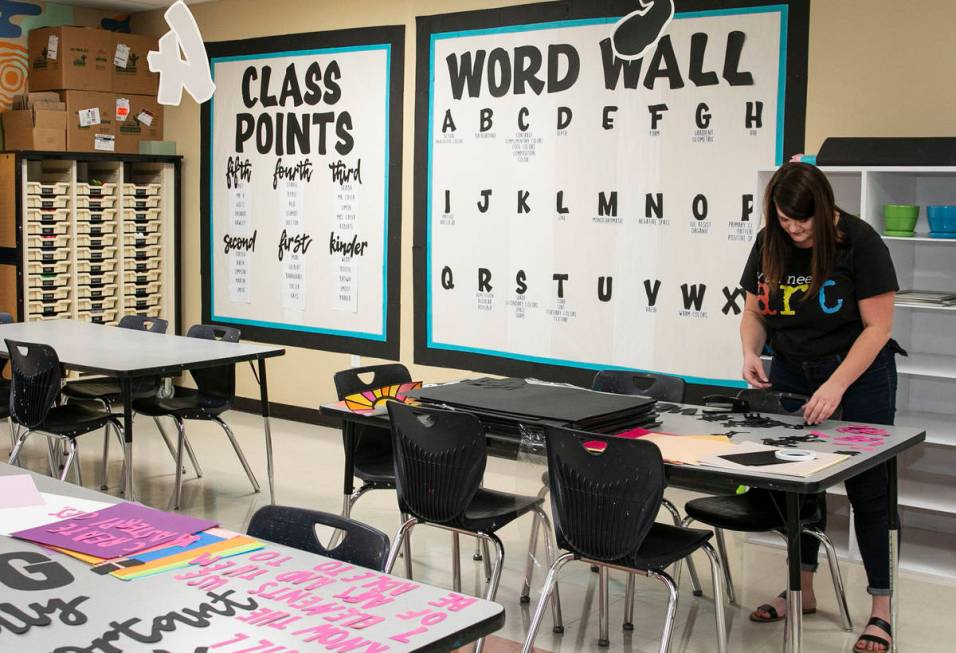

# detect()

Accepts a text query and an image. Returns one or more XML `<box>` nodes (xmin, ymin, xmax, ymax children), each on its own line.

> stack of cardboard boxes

<box><xmin>2</xmin><ymin>26</ymin><xmax>164</xmax><ymax>153</ymax></box>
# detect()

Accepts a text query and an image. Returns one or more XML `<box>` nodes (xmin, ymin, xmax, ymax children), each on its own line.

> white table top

<box><xmin>0</xmin><ymin>320</ymin><xmax>284</xmax><ymax>376</ymax></box>
<box><xmin>0</xmin><ymin>463</ymin><xmax>504</xmax><ymax>652</ymax></box>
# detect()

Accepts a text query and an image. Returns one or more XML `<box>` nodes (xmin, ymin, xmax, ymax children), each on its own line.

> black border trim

<box><xmin>201</xmin><ymin>26</ymin><xmax>405</xmax><ymax>359</ymax></box>
<box><xmin>413</xmin><ymin>0</ymin><xmax>809</xmax><ymax>388</ymax></box>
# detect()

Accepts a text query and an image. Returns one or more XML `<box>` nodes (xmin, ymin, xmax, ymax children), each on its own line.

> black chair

<box><xmin>61</xmin><ymin>315</ymin><xmax>178</xmax><ymax>489</ymax></box>
<box><xmin>247</xmin><ymin>505</ymin><xmax>390</xmax><ymax>571</ymax></box>
<box><xmin>384</xmin><ymin>401</ymin><xmax>563</xmax><ymax>653</ymax></box>
<box><xmin>0</xmin><ymin>312</ymin><xmax>15</xmax><ymax>449</ymax></box>
<box><xmin>680</xmin><ymin>388</ymin><xmax>852</xmax><ymax>631</ymax></box>
<box><xmin>332</xmin><ymin>363</ymin><xmax>418</xmax><ymax>576</ymax></box>
<box><xmin>522</xmin><ymin>426</ymin><xmax>726</xmax><ymax>653</ymax></box>
<box><xmin>132</xmin><ymin>324</ymin><xmax>260</xmax><ymax>509</ymax></box>
<box><xmin>6</xmin><ymin>339</ymin><xmax>124</xmax><ymax>483</ymax></box>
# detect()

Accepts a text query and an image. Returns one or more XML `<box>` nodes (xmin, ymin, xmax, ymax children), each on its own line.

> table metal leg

<box><xmin>785</xmin><ymin>492</ymin><xmax>803</xmax><ymax>653</ymax></box>
<box><xmin>888</xmin><ymin>459</ymin><xmax>899</xmax><ymax>653</ymax></box>
<box><xmin>257</xmin><ymin>358</ymin><xmax>275</xmax><ymax>504</ymax></box>
<box><xmin>120</xmin><ymin>378</ymin><xmax>136</xmax><ymax>503</ymax></box>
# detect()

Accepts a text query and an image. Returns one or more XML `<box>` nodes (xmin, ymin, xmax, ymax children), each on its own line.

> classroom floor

<box><xmin>7</xmin><ymin>410</ymin><xmax>951</xmax><ymax>652</ymax></box>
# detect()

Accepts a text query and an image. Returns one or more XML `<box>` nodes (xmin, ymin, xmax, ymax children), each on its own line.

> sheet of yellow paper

<box><xmin>640</xmin><ymin>434</ymin><xmax>735</xmax><ymax>465</ymax></box>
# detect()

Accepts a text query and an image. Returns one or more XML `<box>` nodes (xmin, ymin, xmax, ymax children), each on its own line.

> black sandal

<box><xmin>750</xmin><ymin>591</ymin><xmax>817</xmax><ymax>623</ymax></box>
<box><xmin>855</xmin><ymin>617</ymin><xmax>892</xmax><ymax>651</ymax></box>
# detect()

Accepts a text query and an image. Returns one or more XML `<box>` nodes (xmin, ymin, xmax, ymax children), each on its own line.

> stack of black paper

<box><xmin>410</xmin><ymin>378</ymin><xmax>659</xmax><ymax>436</ymax></box>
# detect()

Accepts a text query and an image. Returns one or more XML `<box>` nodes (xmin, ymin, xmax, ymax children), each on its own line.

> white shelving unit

<box><xmin>755</xmin><ymin>165</ymin><xmax>956</xmax><ymax>580</ymax></box>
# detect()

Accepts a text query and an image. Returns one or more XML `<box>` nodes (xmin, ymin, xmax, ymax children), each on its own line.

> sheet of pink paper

<box><xmin>0</xmin><ymin>475</ymin><xmax>44</xmax><ymax>509</ymax></box>
<box><xmin>12</xmin><ymin>501</ymin><xmax>217</xmax><ymax>559</ymax></box>
<box><xmin>583</xmin><ymin>427</ymin><xmax>670</xmax><ymax>451</ymax></box>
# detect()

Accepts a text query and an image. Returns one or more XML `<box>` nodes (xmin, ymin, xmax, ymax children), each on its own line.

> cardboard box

<box><xmin>60</xmin><ymin>91</ymin><xmax>115</xmax><ymax>153</ymax></box>
<box><xmin>28</xmin><ymin>27</ymin><xmax>111</xmax><ymax>92</ymax></box>
<box><xmin>2</xmin><ymin>108</ymin><xmax>66</xmax><ymax>151</ymax></box>
<box><xmin>111</xmin><ymin>33</ymin><xmax>159</xmax><ymax>96</ymax></box>
<box><xmin>12</xmin><ymin>92</ymin><xmax>64</xmax><ymax>110</ymax></box>
<box><xmin>115</xmin><ymin>94</ymin><xmax>163</xmax><ymax>154</ymax></box>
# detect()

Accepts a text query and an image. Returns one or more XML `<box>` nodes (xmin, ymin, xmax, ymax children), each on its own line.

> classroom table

<box><xmin>321</xmin><ymin>383</ymin><xmax>926</xmax><ymax>653</ymax></box>
<box><xmin>0</xmin><ymin>320</ymin><xmax>285</xmax><ymax>504</ymax></box>
<box><xmin>0</xmin><ymin>462</ymin><xmax>505</xmax><ymax>652</ymax></box>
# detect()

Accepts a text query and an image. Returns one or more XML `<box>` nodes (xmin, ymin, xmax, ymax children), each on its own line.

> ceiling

<box><xmin>57</xmin><ymin>0</ymin><xmax>213</xmax><ymax>11</ymax></box>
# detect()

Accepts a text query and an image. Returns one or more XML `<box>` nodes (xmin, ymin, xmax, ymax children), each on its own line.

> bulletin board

<box><xmin>201</xmin><ymin>26</ymin><xmax>403</xmax><ymax>357</ymax></box>
<box><xmin>414</xmin><ymin>0</ymin><xmax>808</xmax><ymax>387</ymax></box>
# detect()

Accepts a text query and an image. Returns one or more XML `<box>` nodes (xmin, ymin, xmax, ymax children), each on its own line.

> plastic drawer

<box><xmin>28</xmin><ymin>299</ymin><xmax>71</xmax><ymax>316</ymax></box>
<box><xmin>76</xmin><ymin>209</ymin><xmax>117</xmax><ymax>224</ymax></box>
<box><xmin>77</xmin><ymin>309</ymin><xmax>117</xmax><ymax>325</ymax></box>
<box><xmin>26</xmin><ymin>234</ymin><xmax>70</xmax><ymax>250</ymax></box>
<box><xmin>125</xmin><ymin>280</ymin><xmax>163</xmax><ymax>296</ymax></box>
<box><xmin>31</xmin><ymin>311</ymin><xmax>71</xmax><ymax>322</ymax></box>
<box><xmin>26</xmin><ymin>260</ymin><xmax>70</xmax><ymax>276</ymax></box>
<box><xmin>76</xmin><ymin>233</ymin><xmax>117</xmax><ymax>248</ymax></box>
<box><xmin>77</xmin><ymin>297</ymin><xmax>118</xmax><ymax>312</ymax></box>
<box><xmin>123</xmin><ymin>294</ymin><xmax>161</xmax><ymax>310</ymax></box>
<box><xmin>123</xmin><ymin>208</ymin><xmax>162</xmax><ymax>222</ymax></box>
<box><xmin>75</xmin><ymin>182</ymin><xmax>117</xmax><ymax>197</ymax></box>
<box><xmin>123</xmin><ymin>244</ymin><xmax>162</xmax><ymax>260</ymax></box>
<box><xmin>28</xmin><ymin>272</ymin><xmax>71</xmax><ymax>290</ymax></box>
<box><xmin>123</xmin><ymin>257</ymin><xmax>161</xmax><ymax>273</ymax></box>
<box><xmin>26</xmin><ymin>285</ymin><xmax>71</xmax><ymax>301</ymax></box>
<box><xmin>126</xmin><ymin>268</ymin><xmax>162</xmax><ymax>284</ymax></box>
<box><xmin>26</xmin><ymin>181</ymin><xmax>70</xmax><ymax>196</ymax></box>
<box><xmin>25</xmin><ymin>195</ymin><xmax>69</xmax><ymax>209</ymax></box>
<box><xmin>123</xmin><ymin>196</ymin><xmax>161</xmax><ymax>210</ymax></box>
<box><xmin>76</xmin><ymin>221</ymin><xmax>116</xmax><ymax>236</ymax></box>
<box><xmin>26</xmin><ymin>221</ymin><xmax>70</xmax><ymax>237</ymax></box>
<box><xmin>76</xmin><ymin>195</ymin><xmax>117</xmax><ymax>210</ymax></box>
<box><xmin>122</xmin><ymin>183</ymin><xmax>161</xmax><ymax>196</ymax></box>
<box><xmin>77</xmin><ymin>284</ymin><xmax>117</xmax><ymax>301</ymax></box>
<box><xmin>75</xmin><ymin>246</ymin><xmax>117</xmax><ymax>262</ymax></box>
<box><xmin>26</xmin><ymin>208</ymin><xmax>70</xmax><ymax>224</ymax></box>
<box><xmin>27</xmin><ymin>248</ymin><xmax>70</xmax><ymax>263</ymax></box>
<box><xmin>76</xmin><ymin>270</ymin><xmax>118</xmax><ymax>286</ymax></box>
<box><xmin>127</xmin><ymin>219</ymin><xmax>161</xmax><ymax>235</ymax></box>
<box><xmin>127</xmin><ymin>305</ymin><xmax>162</xmax><ymax>318</ymax></box>
<box><xmin>76</xmin><ymin>258</ymin><xmax>116</xmax><ymax>274</ymax></box>
<box><xmin>122</xmin><ymin>232</ymin><xmax>161</xmax><ymax>247</ymax></box>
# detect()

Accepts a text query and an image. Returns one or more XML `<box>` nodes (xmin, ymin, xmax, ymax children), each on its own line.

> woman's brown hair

<box><xmin>762</xmin><ymin>162</ymin><xmax>843</xmax><ymax>299</ymax></box>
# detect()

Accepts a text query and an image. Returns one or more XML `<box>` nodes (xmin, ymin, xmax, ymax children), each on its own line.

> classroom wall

<box><xmin>131</xmin><ymin>0</ymin><xmax>956</xmax><ymax>411</ymax></box>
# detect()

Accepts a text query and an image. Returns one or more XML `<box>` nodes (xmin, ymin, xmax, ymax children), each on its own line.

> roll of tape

<box><xmin>775</xmin><ymin>449</ymin><xmax>816</xmax><ymax>462</ymax></box>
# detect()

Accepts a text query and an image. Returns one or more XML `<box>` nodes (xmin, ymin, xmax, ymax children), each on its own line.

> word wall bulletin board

<box><xmin>414</xmin><ymin>0</ymin><xmax>808</xmax><ymax>386</ymax></box>
<box><xmin>202</xmin><ymin>26</ymin><xmax>404</xmax><ymax>356</ymax></box>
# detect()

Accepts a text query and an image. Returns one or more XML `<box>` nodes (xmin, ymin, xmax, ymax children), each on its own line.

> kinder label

<box><xmin>114</xmin><ymin>43</ymin><xmax>131</xmax><ymax>68</ymax></box>
<box><xmin>137</xmin><ymin>109</ymin><xmax>154</xmax><ymax>127</ymax></box>
<box><xmin>94</xmin><ymin>134</ymin><xmax>115</xmax><ymax>152</ymax></box>
<box><xmin>116</xmin><ymin>97</ymin><xmax>130</xmax><ymax>121</ymax></box>
<box><xmin>47</xmin><ymin>35</ymin><xmax>58</xmax><ymax>61</ymax></box>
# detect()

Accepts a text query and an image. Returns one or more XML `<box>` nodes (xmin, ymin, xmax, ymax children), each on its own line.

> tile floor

<box><xmin>6</xmin><ymin>410</ymin><xmax>953</xmax><ymax>652</ymax></box>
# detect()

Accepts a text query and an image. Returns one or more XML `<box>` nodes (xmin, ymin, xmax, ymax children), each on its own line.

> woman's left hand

<box><xmin>803</xmin><ymin>379</ymin><xmax>847</xmax><ymax>425</ymax></box>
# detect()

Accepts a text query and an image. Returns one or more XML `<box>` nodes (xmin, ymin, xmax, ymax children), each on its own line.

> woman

<box><xmin>739</xmin><ymin>162</ymin><xmax>900</xmax><ymax>652</ymax></box>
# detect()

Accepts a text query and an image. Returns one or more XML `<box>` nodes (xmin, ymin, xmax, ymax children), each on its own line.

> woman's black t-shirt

<box><xmin>739</xmin><ymin>212</ymin><xmax>899</xmax><ymax>363</ymax></box>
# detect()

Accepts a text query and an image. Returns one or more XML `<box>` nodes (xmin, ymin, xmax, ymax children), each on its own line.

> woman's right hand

<box><xmin>742</xmin><ymin>354</ymin><xmax>771</xmax><ymax>389</ymax></box>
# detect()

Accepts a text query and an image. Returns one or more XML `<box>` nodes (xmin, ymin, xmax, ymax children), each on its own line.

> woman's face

<box><xmin>776</xmin><ymin>207</ymin><xmax>814</xmax><ymax>248</ymax></box>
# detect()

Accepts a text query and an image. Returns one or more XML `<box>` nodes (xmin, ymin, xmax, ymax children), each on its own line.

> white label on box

<box><xmin>136</xmin><ymin>110</ymin><xmax>154</xmax><ymax>127</ymax></box>
<box><xmin>115</xmin><ymin>97</ymin><xmax>130</xmax><ymax>122</ymax></box>
<box><xmin>78</xmin><ymin>107</ymin><xmax>101</xmax><ymax>128</ymax></box>
<box><xmin>47</xmin><ymin>35</ymin><xmax>58</xmax><ymax>61</ymax></box>
<box><xmin>114</xmin><ymin>43</ymin><xmax>130</xmax><ymax>69</ymax></box>
<box><xmin>94</xmin><ymin>134</ymin><xmax>115</xmax><ymax>152</ymax></box>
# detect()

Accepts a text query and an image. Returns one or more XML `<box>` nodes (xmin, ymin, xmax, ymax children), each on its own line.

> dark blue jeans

<box><xmin>770</xmin><ymin>346</ymin><xmax>898</xmax><ymax>595</ymax></box>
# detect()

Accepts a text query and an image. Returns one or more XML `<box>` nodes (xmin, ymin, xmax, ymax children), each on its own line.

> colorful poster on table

<box><xmin>201</xmin><ymin>26</ymin><xmax>404</xmax><ymax>357</ymax></box>
<box><xmin>413</xmin><ymin>0</ymin><xmax>808</xmax><ymax>387</ymax></box>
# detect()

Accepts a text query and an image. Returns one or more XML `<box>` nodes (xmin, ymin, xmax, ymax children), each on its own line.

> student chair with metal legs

<box><xmin>132</xmin><ymin>324</ymin><xmax>260</xmax><ymax>509</ymax></box>
<box><xmin>383</xmin><ymin>401</ymin><xmax>563</xmax><ymax>653</ymax></box>
<box><xmin>0</xmin><ymin>312</ymin><xmax>15</xmax><ymax>450</ymax></box>
<box><xmin>6</xmin><ymin>339</ymin><xmax>126</xmax><ymax>483</ymax></box>
<box><xmin>59</xmin><ymin>315</ymin><xmax>184</xmax><ymax>489</ymax></box>
<box><xmin>332</xmin><ymin>363</ymin><xmax>418</xmax><ymax>578</ymax></box>
<box><xmin>679</xmin><ymin>389</ymin><xmax>852</xmax><ymax>631</ymax></box>
<box><xmin>248</xmin><ymin>505</ymin><xmax>391</xmax><ymax>571</ymax></box>
<box><xmin>522</xmin><ymin>426</ymin><xmax>727</xmax><ymax>653</ymax></box>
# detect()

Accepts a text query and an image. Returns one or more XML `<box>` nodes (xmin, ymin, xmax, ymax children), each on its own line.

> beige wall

<box><xmin>131</xmin><ymin>0</ymin><xmax>956</xmax><ymax>410</ymax></box>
